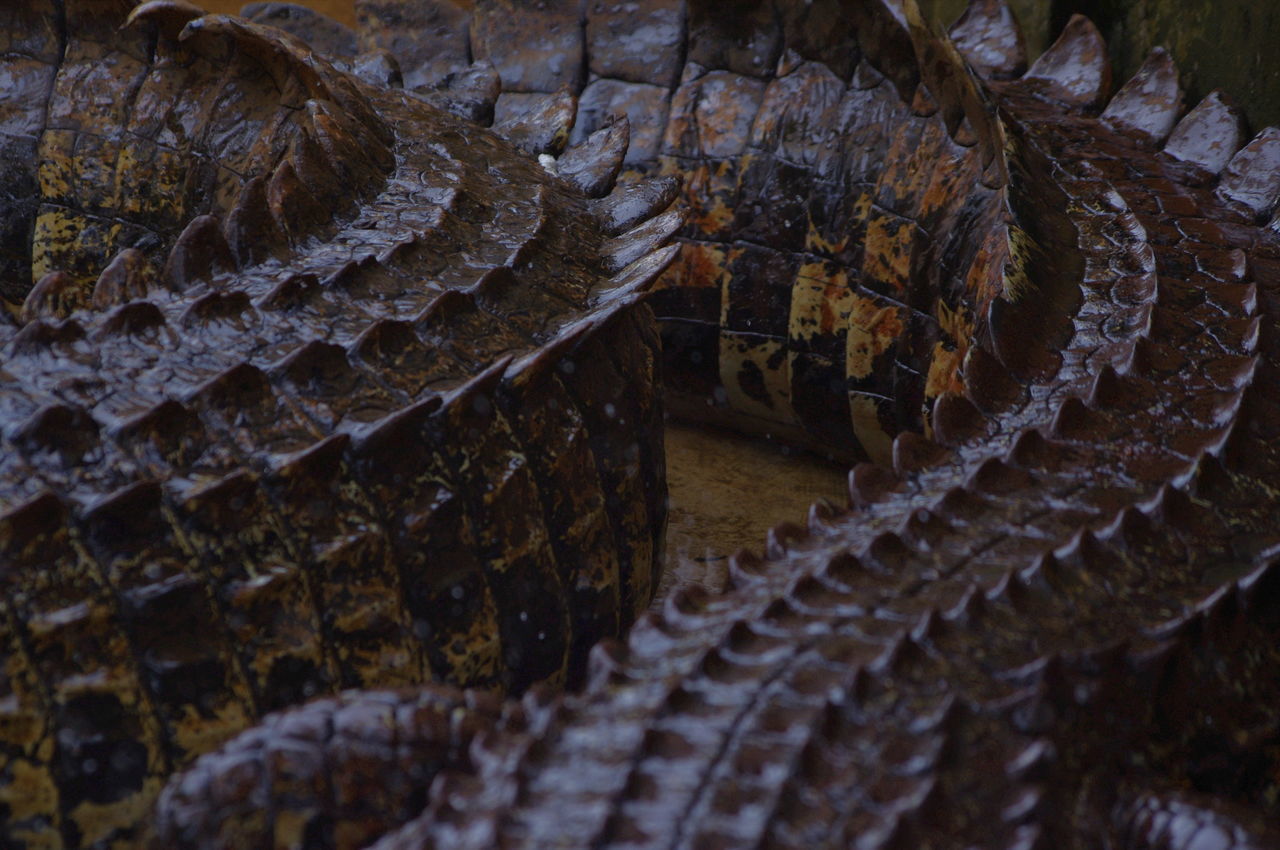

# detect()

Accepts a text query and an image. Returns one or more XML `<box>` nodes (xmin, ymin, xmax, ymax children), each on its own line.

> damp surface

<box><xmin>659</xmin><ymin>420</ymin><xmax>849</xmax><ymax>600</ymax></box>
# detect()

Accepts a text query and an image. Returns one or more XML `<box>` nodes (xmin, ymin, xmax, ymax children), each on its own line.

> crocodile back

<box><xmin>361</xmin><ymin>0</ymin><xmax>1041</xmax><ymax>463</ymax></box>
<box><xmin>302</xmin><ymin>2</ymin><xmax>1280</xmax><ymax>848</ymax></box>
<box><xmin>0</xmin><ymin>1</ymin><xmax>678</xmax><ymax>845</ymax></box>
<box><xmin>10</xmin><ymin>0</ymin><xmax>1280</xmax><ymax>847</ymax></box>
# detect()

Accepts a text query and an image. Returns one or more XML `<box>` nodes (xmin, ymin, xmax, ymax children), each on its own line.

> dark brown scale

<box><xmin>4</xmin><ymin>0</ymin><xmax>1280</xmax><ymax>848</ymax></box>
<box><xmin>362</xmin><ymin>0</ymin><xmax>1016</xmax><ymax>464</ymax></box>
<box><xmin>0</xmin><ymin>0</ymin><xmax>674</xmax><ymax>846</ymax></box>
<box><xmin>152</xmin><ymin>2</ymin><xmax>1280</xmax><ymax>849</ymax></box>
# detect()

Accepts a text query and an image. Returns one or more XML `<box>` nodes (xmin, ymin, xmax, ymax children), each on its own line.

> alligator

<box><xmin>5</xmin><ymin>0</ymin><xmax>1280</xmax><ymax>847</ymax></box>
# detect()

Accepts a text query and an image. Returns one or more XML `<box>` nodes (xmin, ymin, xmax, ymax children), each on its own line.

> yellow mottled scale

<box><xmin>789</xmin><ymin>260</ymin><xmax>860</xmax><ymax>407</ymax></box>
<box><xmin>963</xmin><ymin>222</ymin><xmax>1013</xmax><ymax>316</ymax></box>
<box><xmin>914</xmin><ymin>129</ymin><xmax>998</xmax><ymax>410</ymax></box>
<box><xmin>32</xmin><ymin>157</ymin><xmax>127</xmax><ymax>286</ymax></box>
<box><xmin>33</xmin><ymin>130</ymin><xmax>74</xmax><ymax>214</ymax></box>
<box><xmin>437</xmin><ymin>380</ymin><xmax>572</xmax><ymax>692</ymax></box>
<box><xmin>786</xmin><ymin>262</ymin><xmax>860</xmax><ymax>446</ymax></box>
<box><xmin>349</xmin><ymin>403</ymin><xmax>505</xmax><ymax>690</ymax></box>
<box><xmin>71</xmin><ymin>136</ymin><xmax>126</xmax><ymax>217</ymax></box>
<box><xmin>923</xmin><ymin>299</ymin><xmax>974</xmax><ymax>405</ymax></box>
<box><xmin>661</xmin><ymin>240</ymin><xmax>733</xmax><ymax>301</ymax></box>
<box><xmin>113</xmin><ymin>143</ymin><xmax>188</xmax><ymax>224</ymax></box>
<box><xmin>844</xmin><ymin>290</ymin><xmax>907</xmax><ymax>462</ymax></box>
<box><xmin>813</xmin><ymin>89</ymin><xmax>1001</xmax><ymax>453</ymax></box>
<box><xmin>0</xmin><ymin>597</ymin><xmax>62</xmax><ymax>850</ymax></box>
<box><xmin>33</xmin><ymin>11</ymin><xmax>152</xmax><ymax>289</ymax></box>
<box><xmin>264</xmin><ymin>440</ymin><xmax>428</xmax><ymax>690</ymax></box>
<box><xmin>170</xmin><ymin>471</ymin><xmax>335</xmax><ymax>713</ymax></box>
<box><xmin>843</xmin><ymin>326</ymin><xmax>910</xmax><ymax>455</ymax></box>
<box><xmin>659</xmin><ymin>156</ymin><xmax>740</xmax><ymax>240</ymax></box>
<box><xmin>860</xmin><ymin>117</ymin><xmax>943</xmax><ymax>299</ymax></box>
<box><xmin>789</xmin><ymin>262</ymin><xmax>855</xmax><ymax>347</ymax></box>
<box><xmin>28</xmin><ymin>208</ymin><xmax>78</xmax><ymax>284</ymax></box>
<box><xmin>805</xmin><ymin>185</ymin><xmax>875</xmax><ymax>324</ymax></box>
<box><xmin>650</xmin><ymin>52</ymin><xmax>1005</xmax><ymax>460</ymax></box>
<box><xmin>79</xmin><ymin>482</ymin><xmax>257</xmax><ymax>768</ymax></box>
<box><xmin>858</xmin><ymin>212</ymin><xmax>916</xmax><ymax>300</ymax></box>
<box><xmin>717</xmin><ymin>332</ymin><xmax>795</xmax><ymax>426</ymax></box>
<box><xmin>0</xmin><ymin>495</ymin><xmax>168</xmax><ymax>850</ymax></box>
<box><xmin>498</xmin><ymin>366</ymin><xmax>624</xmax><ymax>676</ymax></box>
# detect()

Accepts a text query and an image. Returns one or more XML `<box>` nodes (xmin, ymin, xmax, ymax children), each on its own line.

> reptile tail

<box><xmin>21</xmin><ymin>0</ymin><xmax>1280</xmax><ymax>847</ymax></box>
<box><xmin>164</xmin><ymin>2</ymin><xmax>1280</xmax><ymax>849</ymax></box>
<box><xmin>0</xmin><ymin>0</ymin><xmax>684</xmax><ymax>846</ymax></box>
<box><xmin>344</xmin><ymin>0</ymin><xmax>1077</xmax><ymax>466</ymax></box>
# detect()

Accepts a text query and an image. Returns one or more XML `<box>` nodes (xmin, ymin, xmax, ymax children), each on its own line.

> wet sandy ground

<box><xmin>659</xmin><ymin>423</ymin><xmax>848</xmax><ymax>600</ymax></box>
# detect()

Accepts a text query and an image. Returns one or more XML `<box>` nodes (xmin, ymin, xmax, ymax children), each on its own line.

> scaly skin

<box><xmin>152</xmin><ymin>2</ymin><xmax>1280</xmax><ymax>849</ymax></box>
<box><xmin>360</xmin><ymin>0</ymin><xmax>1022</xmax><ymax>463</ymax></box>
<box><xmin>0</xmin><ymin>0</ymin><xmax>677</xmax><ymax>845</ymax></box>
<box><xmin>5</xmin><ymin>0</ymin><xmax>1280</xmax><ymax>847</ymax></box>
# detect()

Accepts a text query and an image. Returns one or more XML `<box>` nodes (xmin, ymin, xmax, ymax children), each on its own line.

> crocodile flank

<box><xmin>0</xmin><ymin>0</ymin><xmax>680</xmax><ymax>844</ymax></box>
<box><xmin>8</xmin><ymin>0</ymin><xmax>1280</xmax><ymax>848</ymax></box>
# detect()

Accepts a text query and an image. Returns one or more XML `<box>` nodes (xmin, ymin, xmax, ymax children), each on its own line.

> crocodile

<box><xmin>6</xmin><ymin>0</ymin><xmax>1280</xmax><ymax>847</ymax></box>
<box><xmin>0</xmin><ymin>0</ymin><xmax>679</xmax><ymax>844</ymax></box>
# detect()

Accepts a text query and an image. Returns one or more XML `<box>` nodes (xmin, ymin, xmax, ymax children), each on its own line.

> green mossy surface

<box><xmin>921</xmin><ymin>0</ymin><xmax>1280</xmax><ymax>131</ymax></box>
<box><xmin>1056</xmin><ymin>0</ymin><xmax>1280</xmax><ymax>132</ymax></box>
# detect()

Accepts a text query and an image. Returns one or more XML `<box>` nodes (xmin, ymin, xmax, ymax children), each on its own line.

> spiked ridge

<box><xmin>0</xmin><ymin>0</ymin><xmax>681</xmax><ymax>846</ymax></box>
<box><xmin>6</xmin><ymin>0</ymin><xmax>1280</xmax><ymax>848</ymax></box>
